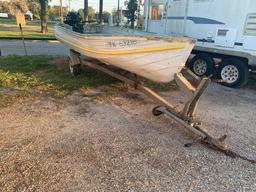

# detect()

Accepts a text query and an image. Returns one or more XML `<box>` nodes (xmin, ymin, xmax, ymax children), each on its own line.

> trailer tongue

<box><xmin>69</xmin><ymin>49</ymin><xmax>255</xmax><ymax>164</ymax></box>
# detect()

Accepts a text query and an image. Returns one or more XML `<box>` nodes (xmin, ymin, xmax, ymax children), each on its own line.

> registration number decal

<box><xmin>106</xmin><ymin>40</ymin><xmax>138</xmax><ymax>48</ymax></box>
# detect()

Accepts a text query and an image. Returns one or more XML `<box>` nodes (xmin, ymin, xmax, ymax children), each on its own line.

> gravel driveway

<box><xmin>0</xmin><ymin>78</ymin><xmax>255</xmax><ymax>191</ymax></box>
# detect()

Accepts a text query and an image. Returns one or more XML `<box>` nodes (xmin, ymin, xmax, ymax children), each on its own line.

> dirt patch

<box><xmin>49</xmin><ymin>56</ymin><xmax>70</xmax><ymax>70</ymax></box>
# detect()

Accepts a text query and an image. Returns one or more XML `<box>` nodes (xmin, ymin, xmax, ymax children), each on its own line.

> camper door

<box><xmin>147</xmin><ymin>0</ymin><xmax>166</xmax><ymax>34</ymax></box>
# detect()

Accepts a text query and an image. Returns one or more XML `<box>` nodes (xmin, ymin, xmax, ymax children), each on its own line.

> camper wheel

<box><xmin>217</xmin><ymin>58</ymin><xmax>249</xmax><ymax>88</ymax></box>
<box><xmin>188</xmin><ymin>53</ymin><xmax>214</xmax><ymax>76</ymax></box>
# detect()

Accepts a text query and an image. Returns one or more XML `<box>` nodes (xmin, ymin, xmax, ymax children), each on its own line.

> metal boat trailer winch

<box><xmin>69</xmin><ymin>49</ymin><xmax>255</xmax><ymax>163</ymax></box>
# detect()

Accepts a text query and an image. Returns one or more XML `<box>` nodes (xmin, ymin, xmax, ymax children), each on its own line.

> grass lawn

<box><xmin>0</xmin><ymin>55</ymin><xmax>118</xmax><ymax>107</ymax></box>
<box><xmin>0</xmin><ymin>19</ymin><xmax>56</xmax><ymax>39</ymax></box>
<box><xmin>0</xmin><ymin>55</ymin><xmax>177</xmax><ymax>108</ymax></box>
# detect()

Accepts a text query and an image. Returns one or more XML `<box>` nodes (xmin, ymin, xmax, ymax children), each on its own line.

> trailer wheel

<box><xmin>217</xmin><ymin>58</ymin><xmax>249</xmax><ymax>88</ymax></box>
<box><xmin>188</xmin><ymin>53</ymin><xmax>214</xmax><ymax>76</ymax></box>
<box><xmin>152</xmin><ymin>106</ymin><xmax>163</xmax><ymax>116</ymax></box>
<box><xmin>69</xmin><ymin>58</ymin><xmax>81</xmax><ymax>76</ymax></box>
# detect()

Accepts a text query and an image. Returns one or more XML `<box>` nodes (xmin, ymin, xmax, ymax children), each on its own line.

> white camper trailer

<box><xmin>144</xmin><ymin>0</ymin><xmax>256</xmax><ymax>87</ymax></box>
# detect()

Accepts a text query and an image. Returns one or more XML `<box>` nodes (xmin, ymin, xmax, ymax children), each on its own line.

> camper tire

<box><xmin>188</xmin><ymin>53</ymin><xmax>214</xmax><ymax>77</ymax></box>
<box><xmin>69</xmin><ymin>58</ymin><xmax>81</xmax><ymax>76</ymax></box>
<box><xmin>217</xmin><ymin>58</ymin><xmax>249</xmax><ymax>88</ymax></box>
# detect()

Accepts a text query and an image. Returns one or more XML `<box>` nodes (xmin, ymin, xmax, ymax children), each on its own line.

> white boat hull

<box><xmin>55</xmin><ymin>25</ymin><xmax>194</xmax><ymax>82</ymax></box>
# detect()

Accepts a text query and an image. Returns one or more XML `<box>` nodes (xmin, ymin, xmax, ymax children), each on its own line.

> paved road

<box><xmin>0</xmin><ymin>40</ymin><xmax>69</xmax><ymax>56</ymax></box>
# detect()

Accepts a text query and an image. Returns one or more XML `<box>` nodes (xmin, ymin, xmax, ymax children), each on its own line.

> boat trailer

<box><xmin>69</xmin><ymin>49</ymin><xmax>255</xmax><ymax>163</ymax></box>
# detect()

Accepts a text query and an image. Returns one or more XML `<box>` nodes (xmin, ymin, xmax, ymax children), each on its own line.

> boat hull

<box><xmin>55</xmin><ymin>25</ymin><xmax>194</xmax><ymax>82</ymax></box>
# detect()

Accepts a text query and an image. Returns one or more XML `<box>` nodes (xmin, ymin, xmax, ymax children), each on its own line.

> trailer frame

<box><xmin>68</xmin><ymin>49</ymin><xmax>255</xmax><ymax>163</ymax></box>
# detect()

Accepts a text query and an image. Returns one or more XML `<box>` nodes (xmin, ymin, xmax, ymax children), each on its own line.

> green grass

<box><xmin>0</xmin><ymin>56</ymin><xmax>117</xmax><ymax>100</ymax></box>
<box><xmin>0</xmin><ymin>55</ymin><xmax>178</xmax><ymax>107</ymax></box>
<box><xmin>0</xmin><ymin>19</ymin><xmax>56</xmax><ymax>39</ymax></box>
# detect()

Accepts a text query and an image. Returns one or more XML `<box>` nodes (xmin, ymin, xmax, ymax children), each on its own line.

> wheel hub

<box><xmin>221</xmin><ymin>65</ymin><xmax>239</xmax><ymax>84</ymax></box>
<box><xmin>193</xmin><ymin>59</ymin><xmax>207</xmax><ymax>76</ymax></box>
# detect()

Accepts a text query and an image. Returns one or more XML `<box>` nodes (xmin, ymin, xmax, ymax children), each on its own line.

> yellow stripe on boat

<box><xmin>87</xmin><ymin>44</ymin><xmax>186</xmax><ymax>55</ymax></box>
<box><xmin>58</xmin><ymin>36</ymin><xmax>186</xmax><ymax>55</ymax></box>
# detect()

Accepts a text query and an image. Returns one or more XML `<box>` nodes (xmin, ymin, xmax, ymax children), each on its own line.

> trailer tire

<box><xmin>217</xmin><ymin>58</ymin><xmax>249</xmax><ymax>88</ymax></box>
<box><xmin>152</xmin><ymin>106</ymin><xmax>163</xmax><ymax>116</ymax></box>
<box><xmin>188</xmin><ymin>53</ymin><xmax>214</xmax><ymax>76</ymax></box>
<box><xmin>69</xmin><ymin>58</ymin><xmax>81</xmax><ymax>76</ymax></box>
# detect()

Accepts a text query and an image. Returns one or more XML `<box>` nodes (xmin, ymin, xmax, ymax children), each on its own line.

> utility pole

<box><xmin>60</xmin><ymin>0</ymin><xmax>63</xmax><ymax>24</ymax></box>
<box><xmin>99</xmin><ymin>0</ymin><xmax>103</xmax><ymax>24</ymax></box>
<box><xmin>84</xmin><ymin>0</ymin><xmax>88</xmax><ymax>22</ymax></box>
<box><xmin>117</xmin><ymin>0</ymin><xmax>120</xmax><ymax>26</ymax></box>
<box><xmin>137</xmin><ymin>0</ymin><xmax>140</xmax><ymax>28</ymax></box>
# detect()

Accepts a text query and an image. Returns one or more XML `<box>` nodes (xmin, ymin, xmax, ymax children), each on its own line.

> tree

<box><xmin>39</xmin><ymin>0</ymin><xmax>48</xmax><ymax>33</ymax></box>
<box><xmin>0</xmin><ymin>1</ymin><xmax>9</xmax><ymax>13</ymax></box>
<box><xmin>99</xmin><ymin>0</ymin><xmax>103</xmax><ymax>24</ymax></box>
<box><xmin>27</xmin><ymin>0</ymin><xmax>40</xmax><ymax>19</ymax></box>
<box><xmin>88</xmin><ymin>7</ymin><xmax>95</xmax><ymax>21</ymax></box>
<box><xmin>6</xmin><ymin>0</ymin><xmax>28</xmax><ymax>16</ymax></box>
<box><xmin>126</xmin><ymin>0</ymin><xmax>138</xmax><ymax>29</ymax></box>
<box><xmin>64</xmin><ymin>11</ymin><xmax>82</xmax><ymax>32</ymax></box>
<box><xmin>49</xmin><ymin>5</ymin><xmax>67</xmax><ymax>21</ymax></box>
<box><xmin>78</xmin><ymin>7</ymin><xmax>95</xmax><ymax>21</ymax></box>
<box><xmin>102</xmin><ymin>11</ymin><xmax>110</xmax><ymax>23</ymax></box>
<box><xmin>78</xmin><ymin>8</ymin><xmax>84</xmax><ymax>20</ymax></box>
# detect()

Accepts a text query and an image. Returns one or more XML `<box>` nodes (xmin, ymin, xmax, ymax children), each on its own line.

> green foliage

<box><xmin>27</xmin><ymin>0</ymin><xmax>41</xmax><ymax>19</ymax></box>
<box><xmin>65</xmin><ymin>12</ymin><xmax>82</xmax><ymax>26</ymax></box>
<box><xmin>78</xmin><ymin>9</ymin><xmax>84</xmax><ymax>21</ymax></box>
<box><xmin>0</xmin><ymin>71</ymin><xmax>40</xmax><ymax>89</ymax></box>
<box><xmin>48</xmin><ymin>5</ymin><xmax>68</xmax><ymax>21</ymax></box>
<box><xmin>64</xmin><ymin>11</ymin><xmax>83</xmax><ymax>32</ymax></box>
<box><xmin>78</xmin><ymin>7</ymin><xmax>96</xmax><ymax>21</ymax></box>
<box><xmin>0</xmin><ymin>56</ymin><xmax>117</xmax><ymax>98</ymax></box>
<box><xmin>88</xmin><ymin>7</ymin><xmax>96</xmax><ymax>21</ymax></box>
<box><xmin>103</xmin><ymin>11</ymin><xmax>111</xmax><ymax>23</ymax></box>
<box><xmin>126</xmin><ymin>0</ymin><xmax>138</xmax><ymax>29</ymax></box>
<box><xmin>0</xmin><ymin>1</ymin><xmax>9</xmax><ymax>13</ymax></box>
<box><xmin>7</xmin><ymin>0</ymin><xmax>28</xmax><ymax>15</ymax></box>
<box><xmin>0</xmin><ymin>0</ymin><xmax>51</xmax><ymax>20</ymax></box>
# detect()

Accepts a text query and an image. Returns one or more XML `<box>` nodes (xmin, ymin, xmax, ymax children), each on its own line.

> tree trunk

<box><xmin>84</xmin><ymin>0</ymin><xmax>88</xmax><ymax>22</ymax></box>
<box><xmin>40</xmin><ymin>0</ymin><xmax>48</xmax><ymax>34</ymax></box>
<box><xmin>99</xmin><ymin>0</ymin><xmax>103</xmax><ymax>24</ymax></box>
<box><xmin>60</xmin><ymin>0</ymin><xmax>63</xmax><ymax>24</ymax></box>
<box><xmin>131</xmin><ymin>20</ymin><xmax>135</xmax><ymax>29</ymax></box>
<box><xmin>131</xmin><ymin>11</ymin><xmax>135</xmax><ymax>29</ymax></box>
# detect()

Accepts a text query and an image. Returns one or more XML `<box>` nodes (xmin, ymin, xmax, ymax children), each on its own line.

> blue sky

<box><xmin>49</xmin><ymin>0</ymin><xmax>126</xmax><ymax>12</ymax></box>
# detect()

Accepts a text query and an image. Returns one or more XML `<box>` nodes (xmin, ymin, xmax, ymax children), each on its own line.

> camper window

<box><xmin>150</xmin><ymin>0</ymin><xmax>163</xmax><ymax>20</ymax></box>
<box><xmin>244</xmin><ymin>13</ymin><xmax>256</xmax><ymax>36</ymax></box>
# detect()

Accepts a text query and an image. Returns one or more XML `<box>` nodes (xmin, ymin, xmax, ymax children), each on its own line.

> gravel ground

<box><xmin>0</xmin><ymin>79</ymin><xmax>256</xmax><ymax>191</ymax></box>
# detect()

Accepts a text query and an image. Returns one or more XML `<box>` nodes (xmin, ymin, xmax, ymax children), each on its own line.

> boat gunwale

<box><xmin>56</xmin><ymin>33</ymin><xmax>189</xmax><ymax>55</ymax></box>
<box><xmin>55</xmin><ymin>24</ymin><xmax>195</xmax><ymax>44</ymax></box>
